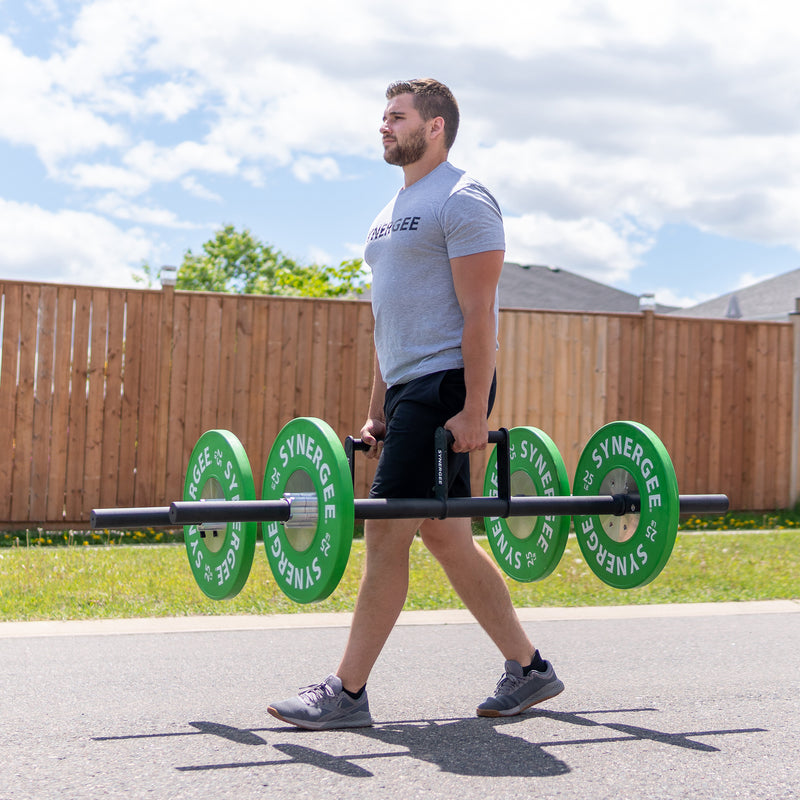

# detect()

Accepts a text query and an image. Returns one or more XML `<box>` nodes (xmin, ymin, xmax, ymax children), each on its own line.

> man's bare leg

<box><xmin>419</xmin><ymin>515</ymin><xmax>535</xmax><ymax>666</ymax></box>
<box><xmin>336</xmin><ymin>517</ymin><xmax>421</xmax><ymax>692</ymax></box>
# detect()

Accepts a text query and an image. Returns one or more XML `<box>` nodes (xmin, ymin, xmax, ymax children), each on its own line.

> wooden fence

<box><xmin>1</xmin><ymin>279</ymin><xmax>797</xmax><ymax>527</ymax></box>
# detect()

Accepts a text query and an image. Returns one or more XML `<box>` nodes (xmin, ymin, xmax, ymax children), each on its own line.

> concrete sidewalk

<box><xmin>1</xmin><ymin>601</ymin><xmax>798</xmax><ymax>799</ymax></box>
<box><xmin>1</xmin><ymin>598</ymin><xmax>797</xmax><ymax>638</ymax></box>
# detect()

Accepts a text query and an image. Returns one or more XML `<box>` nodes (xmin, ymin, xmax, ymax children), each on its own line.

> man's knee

<box><xmin>419</xmin><ymin>518</ymin><xmax>474</xmax><ymax>561</ymax></box>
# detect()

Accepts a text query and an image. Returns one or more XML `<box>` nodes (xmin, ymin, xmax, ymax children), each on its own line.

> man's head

<box><xmin>385</xmin><ymin>79</ymin><xmax>460</xmax><ymax>151</ymax></box>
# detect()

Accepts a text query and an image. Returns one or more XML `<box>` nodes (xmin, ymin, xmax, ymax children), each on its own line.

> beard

<box><xmin>383</xmin><ymin>124</ymin><xmax>428</xmax><ymax>166</ymax></box>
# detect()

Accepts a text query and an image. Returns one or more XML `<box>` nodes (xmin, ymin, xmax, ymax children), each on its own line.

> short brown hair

<box><xmin>386</xmin><ymin>79</ymin><xmax>460</xmax><ymax>150</ymax></box>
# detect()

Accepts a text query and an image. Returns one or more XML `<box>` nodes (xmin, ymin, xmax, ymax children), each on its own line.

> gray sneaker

<box><xmin>268</xmin><ymin>674</ymin><xmax>373</xmax><ymax>730</ymax></box>
<box><xmin>477</xmin><ymin>659</ymin><xmax>564</xmax><ymax>717</ymax></box>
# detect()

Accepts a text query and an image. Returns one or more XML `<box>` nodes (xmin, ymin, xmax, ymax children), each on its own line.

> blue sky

<box><xmin>1</xmin><ymin>0</ymin><xmax>798</xmax><ymax>307</ymax></box>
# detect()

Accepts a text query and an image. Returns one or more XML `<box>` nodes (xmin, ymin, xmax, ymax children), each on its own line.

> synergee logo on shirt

<box><xmin>366</xmin><ymin>215</ymin><xmax>421</xmax><ymax>242</ymax></box>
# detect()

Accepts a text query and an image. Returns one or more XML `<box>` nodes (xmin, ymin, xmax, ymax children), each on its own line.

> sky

<box><xmin>1</xmin><ymin>0</ymin><xmax>799</xmax><ymax>308</ymax></box>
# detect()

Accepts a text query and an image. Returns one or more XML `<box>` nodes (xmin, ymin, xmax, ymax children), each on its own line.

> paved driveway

<box><xmin>1</xmin><ymin>601</ymin><xmax>798</xmax><ymax>799</ymax></box>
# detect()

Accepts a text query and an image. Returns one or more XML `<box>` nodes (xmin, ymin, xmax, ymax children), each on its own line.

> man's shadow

<box><xmin>174</xmin><ymin>714</ymin><xmax>570</xmax><ymax>778</ymax></box>
<box><xmin>162</xmin><ymin>707</ymin><xmax>765</xmax><ymax>779</ymax></box>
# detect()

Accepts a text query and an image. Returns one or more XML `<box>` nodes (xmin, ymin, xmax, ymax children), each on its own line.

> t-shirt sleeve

<box><xmin>440</xmin><ymin>183</ymin><xmax>506</xmax><ymax>260</ymax></box>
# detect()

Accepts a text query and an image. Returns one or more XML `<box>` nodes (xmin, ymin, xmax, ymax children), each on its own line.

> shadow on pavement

<box><xmin>95</xmin><ymin>707</ymin><xmax>767</xmax><ymax>779</ymax></box>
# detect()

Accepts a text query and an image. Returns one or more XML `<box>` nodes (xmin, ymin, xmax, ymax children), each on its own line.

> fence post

<box><xmin>791</xmin><ymin>298</ymin><xmax>800</xmax><ymax>507</ymax></box>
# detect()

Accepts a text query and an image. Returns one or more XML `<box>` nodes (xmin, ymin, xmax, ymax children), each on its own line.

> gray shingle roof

<box><xmin>673</xmin><ymin>267</ymin><xmax>800</xmax><ymax>321</ymax></box>
<box><xmin>498</xmin><ymin>262</ymin><xmax>675</xmax><ymax>313</ymax></box>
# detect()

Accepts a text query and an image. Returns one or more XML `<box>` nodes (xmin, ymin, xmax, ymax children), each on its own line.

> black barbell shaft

<box><xmin>92</xmin><ymin>493</ymin><xmax>729</xmax><ymax>529</ymax></box>
<box><xmin>165</xmin><ymin>493</ymin><xmax>728</xmax><ymax>525</ymax></box>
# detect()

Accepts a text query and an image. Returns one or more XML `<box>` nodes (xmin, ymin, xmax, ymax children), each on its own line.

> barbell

<box><xmin>91</xmin><ymin>417</ymin><xmax>728</xmax><ymax>602</ymax></box>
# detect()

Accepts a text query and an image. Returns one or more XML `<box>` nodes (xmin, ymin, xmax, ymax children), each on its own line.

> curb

<box><xmin>1</xmin><ymin>599</ymin><xmax>797</xmax><ymax>639</ymax></box>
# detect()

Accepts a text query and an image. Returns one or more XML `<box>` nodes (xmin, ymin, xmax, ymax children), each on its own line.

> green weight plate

<box><xmin>573</xmin><ymin>420</ymin><xmax>679</xmax><ymax>589</ymax></box>
<box><xmin>483</xmin><ymin>427</ymin><xmax>571</xmax><ymax>582</ymax></box>
<box><xmin>183</xmin><ymin>429</ymin><xmax>257</xmax><ymax>600</ymax></box>
<box><xmin>262</xmin><ymin>417</ymin><xmax>354</xmax><ymax>603</ymax></box>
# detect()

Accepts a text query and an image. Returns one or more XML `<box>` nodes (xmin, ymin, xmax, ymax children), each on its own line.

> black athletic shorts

<box><xmin>369</xmin><ymin>368</ymin><xmax>497</xmax><ymax>500</ymax></box>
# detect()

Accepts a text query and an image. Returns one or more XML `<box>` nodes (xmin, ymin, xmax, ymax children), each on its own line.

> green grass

<box><xmin>1</xmin><ymin>531</ymin><xmax>797</xmax><ymax>622</ymax></box>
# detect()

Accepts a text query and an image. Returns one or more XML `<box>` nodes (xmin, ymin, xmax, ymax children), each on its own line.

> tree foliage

<box><xmin>137</xmin><ymin>225</ymin><xmax>369</xmax><ymax>297</ymax></box>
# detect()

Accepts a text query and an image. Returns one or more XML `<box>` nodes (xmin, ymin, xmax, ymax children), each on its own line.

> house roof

<box><xmin>497</xmin><ymin>262</ymin><xmax>676</xmax><ymax>313</ymax></box>
<box><xmin>673</xmin><ymin>267</ymin><xmax>800</xmax><ymax>321</ymax></box>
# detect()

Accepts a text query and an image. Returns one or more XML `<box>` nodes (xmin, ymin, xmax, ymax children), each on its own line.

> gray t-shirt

<box><xmin>364</xmin><ymin>161</ymin><xmax>505</xmax><ymax>388</ymax></box>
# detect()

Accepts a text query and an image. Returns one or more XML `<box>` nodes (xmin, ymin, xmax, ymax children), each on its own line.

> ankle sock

<box><xmin>343</xmin><ymin>684</ymin><xmax>366</xmax><ymax>700</ymax></box>
<box><xmin>522</xmin><ymin>650</ymin><xmax>547</xmax><ymax>675</ymax></box>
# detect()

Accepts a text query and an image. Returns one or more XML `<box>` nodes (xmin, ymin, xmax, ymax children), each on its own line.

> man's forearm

<box><xmin>368</xmin><ymin>350</ymin><xmax>387</xmax><ymax>421</ymax></box>
<box><xmin>460</xmin><ymin>306</ymin><xmax>497</xmax><ymax>418</ymax></box>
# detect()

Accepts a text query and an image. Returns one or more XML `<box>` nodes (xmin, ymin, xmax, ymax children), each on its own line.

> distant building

<box><xmin>673</xmin><ymin>267</ymin><xmax>800</xmax><ymax>322</ymax></box>
<box><xmin>498</xmin><ymin>262</ymin><xmax>676</xmax><ymax>313</ymax></box>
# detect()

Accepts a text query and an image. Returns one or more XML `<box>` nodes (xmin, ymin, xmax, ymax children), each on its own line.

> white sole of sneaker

<box><xmin>476</xmin><ymin>681</ymin><xmax>564</xmax><ymax>718</ymax></box>
<box><xmin>267</xmin><ymin>706</ymin><xmax>374</xmax><ymax>730</ymax></box>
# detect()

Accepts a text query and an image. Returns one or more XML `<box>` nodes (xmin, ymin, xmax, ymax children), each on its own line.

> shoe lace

<box><xmin>493</xmin><ymin>670</ymin><xmax>525</xmax><ymax>697</ymax></box>
<box><xmin>298</xmin><ymin>680</ymin><xmax>336</xmax><ymax>705</ymax></box>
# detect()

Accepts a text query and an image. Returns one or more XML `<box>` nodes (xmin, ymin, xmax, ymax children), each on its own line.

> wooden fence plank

<box><xmin>216</xmin><ymin>294</ymin><xmax>238</xmax><ymax>433</ymax></box>
<box><xmin>181</xmin><ymin>294</ymin><xmax>207</xmax><ymax>476</ymax></box>
<box><xmin>0</xmin><ymin>284</ymin><xmax>22</xmax><ymax>518</ymax></box>
<box><xmin>510</xmin><ymin>311</ymin><xmax>530</xmax><ymax>424</ymax></box>
<box><xmin>598</xmin><ymin>317</ymin><xmax>624</xmax><ymax>427</ymax></box>
<box><xmin>165</xmin><ymin>294</ymin><xmax>190</xmax><ymax>502</ymax></box>
<box><xmin>252</xmin><ymin>297</ymin><xmax>275</xmax><ymax>464</ymax></box>
<box><xmin>10</xmin><ymin>285</ymin><xmax>39</xmax><ymax>520</ymax></box>
<box><xmin>524</xmin><ymin>313</ymin><xmax>544</xmax><ymax>427</ymax></box>
<box><xmin>133</xmin><ymin>292</ymin><xmax>162</xmax><ymax>507</ymax></box>
<box><xmin>81</xmin><ymin>289</ymin><xmax>109</xmax><ymax>518</ymax></box>
<box><xmin>99</xmin><ymin>290</ymin><xmax>125</xmax><ymax>508</ymax></box>
<box><xmin>116</xmin><ymin>292</ymin><xmax>142</xmax><ymax>509</ymax></box>
<box><xmin>154</xmin><ymin>288</ymin><xmax>176</xmax><ymax>502</ymax></box>
<box><xmin>231</xmin><ymin>295</ymin><xmax>254</xmax><ymax>441</ymax></box>
<box><xmin>29</xmin><ymin>286</ymin><xmax>57</xmax><ymax>520</ymax></box>
<box><xmin>295</xmin><ymin>299</ymin><xmax>314</xmax><ymax>416</ymax></box>
<box><xmin>498</xmin><ymin>312</ymin><xmax>516</xmax><ymax>426</ymax></box>
<box><xmin>307</xmin><ymin>301</ymin><xmax>329</xmax><ymax>419</ymax></box>
<box><xmin>337</xmin><ymin>303</ymin><xmax>359</xmax><ymax>440</ymax></box>
<box><xmin>200</xmin><ymin>294</ymin><xmax>223</xmax><ymax>434</ymax></box>
<box><xmin>703</xmin><ymin>322</ymin><xmax>724</xmax><ymax>493</ymax></box>
<box><xmin>64</xmin><ymin>288</ymin><xmax>91</xmax><ymax>520</ymax></box>
<box><xmin>551</xmin><ymin>315</ymin><xmax>570</xmax><ymax>455</ymax></box>
<box><xmin>752</xmin><ymin>325</ymin><xmax>770</xmax><ymax>508</ymax></box>
<box><xmin>693</xmin><ymin>320</ymin><xmax>712</xmax><ymax>489</ymax></box>
<box><xmin>730</xmin><ymin>324</ymin><xmax>750</xmax><ymax>506</ymax></box>
<box><xmin>774</xmin><ymin>326</ymin><xmax>793</xmax><ymax>507</ymax></box>
<box><xmin>47</xmin><ymin>288</ymin><xmax>76</xmax><ymax>520</ymax></box>
<box><xmin>591</xmin><ymin>315</ymin><xmax>608</xmax><ymax>437</ymax></box>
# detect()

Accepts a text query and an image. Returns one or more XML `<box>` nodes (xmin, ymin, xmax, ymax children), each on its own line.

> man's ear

<box><xmin>429</xmin><ymin>116</ymin><xmax>446</xmax><ymax>141</ymax></box>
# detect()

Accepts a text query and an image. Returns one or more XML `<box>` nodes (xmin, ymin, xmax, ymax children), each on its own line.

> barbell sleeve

<box><xmin>91</xmin><ymin>507</ymin><xmax>173</xmax><ymax>529</ymax></box>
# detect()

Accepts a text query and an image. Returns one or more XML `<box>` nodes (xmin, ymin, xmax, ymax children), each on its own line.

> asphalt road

<box><xmin>1</xmin><ymin>600</ymin><xmax>798</xmax><ymax>800</ymax></box>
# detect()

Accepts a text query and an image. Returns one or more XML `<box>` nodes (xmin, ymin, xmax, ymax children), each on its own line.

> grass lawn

<box><xmin>1</xmin><ymin>530</ymin><xmax>797</xmax><ymax>622</ymax></box>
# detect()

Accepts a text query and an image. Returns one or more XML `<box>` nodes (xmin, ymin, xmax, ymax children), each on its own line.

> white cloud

<box><xmin>93</xmin><ymin>194</ymin><xmax>201</xmax><ymax>229</ymax></box>
<box><xmin>0</xmin><ymin>198</ymin><xmax>157</xmax><ymax>287</ymax></box>
<box><xmin>1</xmin><ymin>0</ymin><xmax>799</xmax><ymax>294</ymax></box>
<box><xmin>504</xmin><ymin>212</ymin><xmax>654</xmax><ymax>283</ymax></box>
<box><xmin>292</xmin><ymin>156</ymin><xmax>341</xmax><ymax>183</ymax></box>
<box><xmin>736</xmin><ymin>271</ymin><xmax>776</xmax><ymax>291</ymax></box>
<box><xmin>651</xmin><ymin>287</ymin><xmax>717</xmax><ymax>309</ymax></box>
<box><xmin>0</xmin><ymin>34</ymin><xmax>128</xmax><ymax>168</ymax></box>
<box><xmin>180</xmin><ymin>176</ymin><xmax>222</xmax><ymax>202</ymax></box>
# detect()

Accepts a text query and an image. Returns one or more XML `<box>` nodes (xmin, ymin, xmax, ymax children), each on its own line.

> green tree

<box><xmin>137</xmin><ymin>225</ymin><xmax>369</xmax><ymax>297</ymax></box>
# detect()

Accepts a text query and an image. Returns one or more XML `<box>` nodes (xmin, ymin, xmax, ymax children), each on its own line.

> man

<box><xmin>268</xmin><ymin>79</ymin><xmax>563</xmax><ymax>730</ymax></box>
